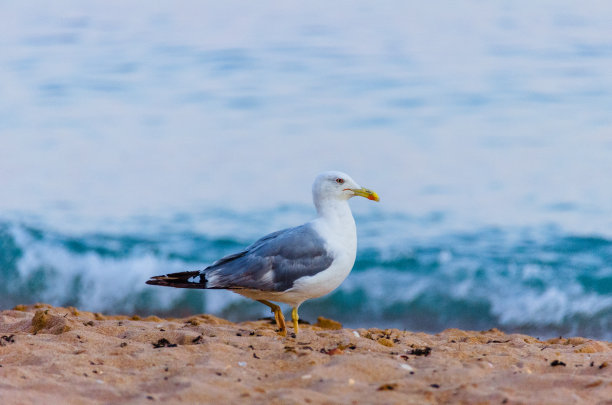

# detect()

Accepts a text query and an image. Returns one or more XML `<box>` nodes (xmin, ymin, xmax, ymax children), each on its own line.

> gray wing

<box><xmin>203</xmin><ymin>223</ymin><xmax>334</xmax><ymax>292</ymax></box>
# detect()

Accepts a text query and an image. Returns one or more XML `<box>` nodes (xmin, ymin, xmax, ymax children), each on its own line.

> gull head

<box><xmin>312</xmin><ymin>171</ymin><xmax>380</xmax><ymax>207</ymax></box>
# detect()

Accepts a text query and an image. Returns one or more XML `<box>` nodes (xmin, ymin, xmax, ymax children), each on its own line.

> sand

<box><xmin>0</xmin><ymin>304</ymin><xmax>611</xmax><ymax>404</ymax></box>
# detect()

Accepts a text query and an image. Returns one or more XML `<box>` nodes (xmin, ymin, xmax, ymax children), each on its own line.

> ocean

<box><xmin>1</xmin><ymin>1</ymin><xmax>612</xmax><ymax>340</ymax></box>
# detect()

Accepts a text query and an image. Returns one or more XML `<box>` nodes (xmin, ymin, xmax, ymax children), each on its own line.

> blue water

<box><xmin>1</xmin><ymin>1</ymin><xmax>612</xmax><ymax>339</ymax></box>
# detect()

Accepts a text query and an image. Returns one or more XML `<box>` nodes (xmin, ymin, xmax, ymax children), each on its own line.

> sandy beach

<box><xmin>0</xmin><ymin>304</ymin><xmax>611</xmax><ymax>404</ymax></box>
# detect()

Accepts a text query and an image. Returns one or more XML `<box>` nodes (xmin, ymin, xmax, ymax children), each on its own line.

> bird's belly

<box><xmin>231</xmin><ymin>289</ymin><xmax>289</xmax><ymax>303</ymax></box>
<box><xmin>232</xmin><ymin>254</ymin><xmax>355</xmax><ymax>308</ymax></box>
<box><xmin>282</xmin><ymin>254</ymin><xmax>355</xmax><ymax>305</ymax></box>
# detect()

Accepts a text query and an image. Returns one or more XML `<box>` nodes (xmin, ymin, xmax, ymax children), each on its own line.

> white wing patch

<box><xmin>260</xmin><ymin>271</ymin><xmax>274</xmax><ymax>285</ymax></box>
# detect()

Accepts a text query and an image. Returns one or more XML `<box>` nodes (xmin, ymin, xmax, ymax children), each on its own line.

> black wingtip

<box><xmin>145</xmin><ymin>271</ymin><xmax>207</xmax><ymax>289</ymax></box>
<box><xmin>145</xmin><ymin>276</ymin><xmax>165</xmax><ymax>286</ymax></box>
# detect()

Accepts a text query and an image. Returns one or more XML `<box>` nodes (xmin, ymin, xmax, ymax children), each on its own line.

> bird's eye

<box><xmin>335</xmin><ymin>178</ymin><xmax>345</xmax><ymax>184</ymax></box>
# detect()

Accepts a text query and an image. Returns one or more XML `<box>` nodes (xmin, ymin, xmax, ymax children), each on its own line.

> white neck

<box><xmin>314</xmin><ymin>198</ymin><xmax>356</xmax><ymax>234</ymax></box>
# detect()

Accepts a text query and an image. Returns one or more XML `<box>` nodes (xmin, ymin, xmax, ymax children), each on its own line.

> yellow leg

<box><xmin>291</xmin><ymin>307</ymin><xmax>299</xmax><ymax>333</ymax></box>
<box><xmin>258</xmin><ymin>300</ymin><xmax>286</xmax><ymax>336</ymax></box>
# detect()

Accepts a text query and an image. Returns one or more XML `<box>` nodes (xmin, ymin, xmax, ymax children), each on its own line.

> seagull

<box><xmin>146</xmin><ymin>171</ymin><xmax>379</xmax><ymax>336</ymax></box>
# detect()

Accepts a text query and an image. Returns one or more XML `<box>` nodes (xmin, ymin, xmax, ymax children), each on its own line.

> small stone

<box><xmin>377</xmin><ymin>338</ymin><xmax>394</xmax><ymax>347</ymax></box>
<box><xmin>400</xmin><ymin>364</ymin><xmax>414</xmax><ymax>372</ymax></box>
<box><xmin>326</xmin><ymin>348</ymin><xmax>344</xmax><ymax>356</ymax></box>
<box><xmin>315</xmin><ymin>317</ymin><xmax>342</xmax><ymax>330</ymax></box>
<box><xmin>238</xmin><ymin>361</ymin><xmax>247</xmax><ymax>367</ymax></box>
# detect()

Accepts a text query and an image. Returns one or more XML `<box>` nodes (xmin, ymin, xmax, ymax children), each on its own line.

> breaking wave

<box><xmin>1</xmin><ymin>214</ymin><xmax>611</xmax><ymax>340</ymax></box>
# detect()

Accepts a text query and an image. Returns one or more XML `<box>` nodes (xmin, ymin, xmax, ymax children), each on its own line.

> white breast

<box><xmin>276</xmin><ymin>214</ymin><xmax>357</xmax><ymax>307</ymax></box>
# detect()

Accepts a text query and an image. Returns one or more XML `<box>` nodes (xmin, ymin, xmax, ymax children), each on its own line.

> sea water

<box><xmin>1</xmin><ymin>1</ymin><xmax>612</xmax><ymax>339</ymax></box>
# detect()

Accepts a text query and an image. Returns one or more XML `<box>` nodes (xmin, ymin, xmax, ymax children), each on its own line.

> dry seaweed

<box><xmin>0</xmin><ymin>335</ymin><xmax>15</xmax><ymax>346</ymax></box>
<box><xmin>153</xmin><ymin>338</ymin><xmax>177</xmax><ymax>348</ymax></box>
<box><xmin>409</xmin><ymin>347</ymin><xmax>432</xmax><ymax>356</ymax></box>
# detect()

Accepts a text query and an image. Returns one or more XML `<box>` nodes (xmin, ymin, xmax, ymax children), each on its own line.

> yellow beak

<box><xmin>350</xmin><ymin>187</ymin><xmax>380</xmax><ymax>202</ymax></box>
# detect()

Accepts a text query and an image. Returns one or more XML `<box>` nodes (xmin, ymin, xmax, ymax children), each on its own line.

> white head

<box><xmin>312</xmin><ymin>171</ymin><xmax>379</xmax><ymax>214</ymax></box>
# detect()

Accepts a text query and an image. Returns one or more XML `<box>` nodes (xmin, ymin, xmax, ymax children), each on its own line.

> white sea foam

<box><xmin>3</xmin><ymin>219</ymin><xmax>612</xmax><ymax>339</ymax></box>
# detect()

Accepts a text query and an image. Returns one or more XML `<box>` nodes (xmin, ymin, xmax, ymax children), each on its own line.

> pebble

<box><xmin>238</xmin><ymin>362</ymin><xmax>247</xmax><ymax>367</ymax></box>
<box><xmin>401</xmin><ymin>364</ymin><xmax>414</xmax><ymax>372</ymax></box>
